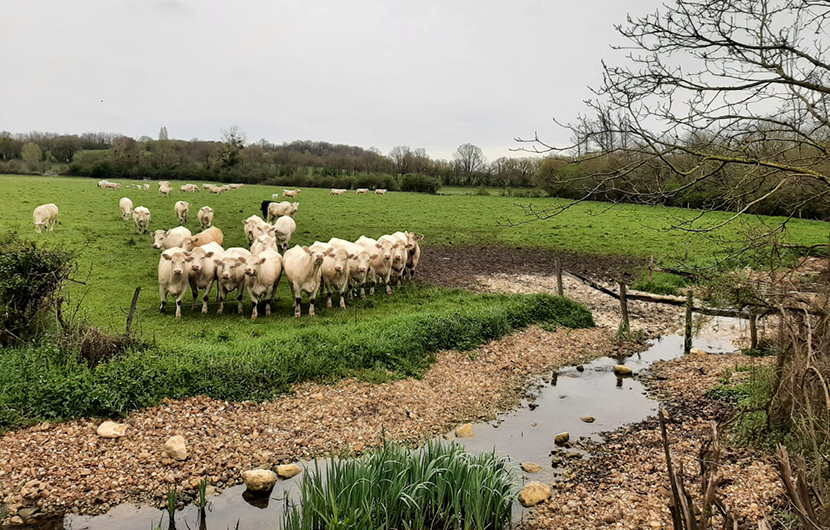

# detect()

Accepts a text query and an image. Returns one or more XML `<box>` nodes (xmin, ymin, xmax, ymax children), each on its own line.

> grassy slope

<box><xmin>0</xmin><ymin>174</ymin><xmax>825</xmax><ymax>337</ymax></box>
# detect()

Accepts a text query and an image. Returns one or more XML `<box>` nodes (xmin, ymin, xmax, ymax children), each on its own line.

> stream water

<box><xmin>12</xmin><ymin>319</ymin><xmax>742</xmax><ymax>530</ymax></box>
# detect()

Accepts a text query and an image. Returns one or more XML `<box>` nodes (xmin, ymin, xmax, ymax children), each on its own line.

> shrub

<box><xmin>0</xmin><ymin>233</ymin><xmax>74</xmax><ymax>345</ymax></box>
<box><xmin>282</xmin><ymin>440</ymin><xmax>517</xmax><ymax>530</ymax></box>
<box><xmin>400</xmin><ymin>174</ymin><xmax>441</xmax><ymax>194</ymax></box>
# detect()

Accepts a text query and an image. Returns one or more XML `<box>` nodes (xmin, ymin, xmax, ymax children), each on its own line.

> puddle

<box><xmin>10</xmin><ymin>318</ymin><xmax>742</xmax><ymax>529</ymax></box>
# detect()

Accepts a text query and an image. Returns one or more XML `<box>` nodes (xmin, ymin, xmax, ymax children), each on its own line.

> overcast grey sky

<box><xmin>1</xmin><ymin>0</ymin><xmax>660</xmax><ymax>160</ymax></box>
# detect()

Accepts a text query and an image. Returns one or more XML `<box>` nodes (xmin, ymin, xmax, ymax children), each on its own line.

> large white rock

<box><xmin>96</xmin><ymin>421</ymin><xmax>128</xmax><ymax>438</ymax></box>
<box><xmin>163</xmin><ymin>435</ymin><xmax>188</xmax><ymax>461</ymax></box>
<box><xmin>242</xmin><ymin>469</ymin><xmax>277</xmax><ymax>492</ymax></box>
<box><xmin>276</xmin><ymin>464</ymin><xmax>302</xmax><ymax>479</ymax></box>
<box><xmin>519</xmin><ymin>481</ymin><xmax>553</xmax><ymax>507</ymax></box>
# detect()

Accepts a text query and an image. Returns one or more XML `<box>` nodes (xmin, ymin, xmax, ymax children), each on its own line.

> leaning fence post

<box><xmin>126</xmin><ymin>287</ymin><xmax>141</xmax><ymax>337</ymax></box>
<box><xmin>684</xmin><ymin>290</ymin><xmax>693</xmax><ymax>354</ymax></box>
<box><xmin>555</xmin><ymin>258</ymin><xmax>564</xmax><ymax>297</ymax></box>
<box><xmin>749</xmin><ymin>310</ymin><xmax>758</xmax><ymax>350</ymax></box>
<box><xmin>649</xmin><ymin>256</ymin><xmax>654</xmax><ymax>283</ymax></box>
<box><xmin>619</xmin><ymin>282</ymin><xmax>630</xmax><ymax>332</ymax></box>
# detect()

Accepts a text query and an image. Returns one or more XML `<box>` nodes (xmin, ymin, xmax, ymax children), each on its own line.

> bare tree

<box><xmin>388</xmin><ymin>145</ymin><xmax>413</xmax><ymax>176</ymax></box>
<box><xmin>453</xmin><ymin>143</ymin><xmax>486</xmax><ymax>182</ymax></box>
<box><xmin>518</xmin><ymin>0</ymin><xmax>830</xmax><ymax>230</ymax></box>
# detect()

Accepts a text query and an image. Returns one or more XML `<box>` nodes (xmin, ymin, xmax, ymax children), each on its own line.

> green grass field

<box><xmin>0</xmin><ymin>174</ymin><xmax>825</xmax><ymax>337</ymax></box>
<box><xmin>0</xmin><ymin>174</ymin><xmax>826</xmax><ymax>426</ymax></box>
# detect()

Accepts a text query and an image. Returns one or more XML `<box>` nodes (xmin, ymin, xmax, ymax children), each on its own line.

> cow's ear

<box><xmin>348</xmin><ymin>253</ymin><xmax>356</xmax><ymax>260</ymax></box>
<box><xmin>327</xmin><ymin>247</ymin><xmax>336</xmax><ymax>256</ymax></box>
<box><xmin>302</xmin><ymin>246</ymin><xmax>311</xmax><ymax>254</ymax></box>
<box><xmin>213</xmin><ymin>259</ymin><xmax>222</xmax><ymax>266</ymax></box>
<box><xmin>205</xmin><ymin>251</ymin><xmax>214</xmax><ymax>258</ymax></box>
<box><xmin>371</xmin><ymin>253</ymin><xmax>379</xmax><ymax>260</ymax></box>
<box><xmin>238</xmin><ymin>257</ymin><xmax>247</xmax><ymax>264</ymax></box>
<box><xmin>259</xmin><ymin>257</ymin><xmax>266</xmax><ymax>265</ymax></box>
<box><xmin>375</xmin><ymin>243</ymin><xmax>382</xmax><ymax>248</ymax></box>
<box><xmin>416</xmin><ymin>234</ymin><xmax>424</xmax><ymax>240</ymax></box>
<box><xmin>162</xmin><ymin>253</ymin><xmax>173</xmax><ymax>261</ymax></box>
<box><xmin>185</xmin><ymin>256</ymin><xmax>194</xmax><ymax>262</ymax></box>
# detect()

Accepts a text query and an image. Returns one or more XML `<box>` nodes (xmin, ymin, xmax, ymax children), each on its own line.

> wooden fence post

<box><xmin>649</xmin><ymin>256</ymin><xmax>654</xmax><ymax>283</ymax></box>
<box><xmin>684</xmin><ymin>290</ymin><xmax>693</xmax><ymax>354</ymax></box>
<box><xmin>749</xmin><ymin>311</ymin><xmax>758</xmax><ymax>350</ymax></box>
<box><xmin>126</xmin><ymin>287</ymin><xmax>141</xmax><ymax>337</ymax></box>
<box><xmin>555</xmin><ymin>258</ymin><xmax>564</xmax><ymax>297</ymax></box>
<box><xmin>619</xmin><ymin>282</ymin><xmax>630</xmax><ymax>332</ymax></box>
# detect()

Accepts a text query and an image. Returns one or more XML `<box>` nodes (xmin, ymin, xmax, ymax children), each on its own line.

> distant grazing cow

<box><xmin>283</xmin><ymin>243</ymin><xmax>327</xmax><ymax>317</ymax></box>
<box><xmin>132</xmin><ymin>206</ymin><xmax>151</xmax><ymax>234</ymax></box>
<box><xmin>119</xmin><ymin>197</ymin><xmax>133</xmax><ymax>220</ymax></box>
<box><xmin>375</xmin><ymin>189</ymin><xmax>387</xmax><ymax>195</ymax></box>
<box><xmin>159</xmin><ymin>184</ymin><xmax>172</xmax><ymax>196</ymax></box>
<box><xmin>187</xmin><ymin>242</ymin><xmax>224</xmax><ymax>314</ymax></box>
<box><xmin>152</xmin><ymin>227</ymin><xmax>192</xmax><ymax>250</ymax></box>
<box><xmin>180</xmin><ymin>184</ymin><xmax>200</xmax><ymax>193</ymax></box>
<box><xmin>229</xmin><ymin>183</ymin><xmax>244</xmax><ymax>190</ymax></box>
<box><xmin>33</xmin><ymin>204</ymin><xmax>59</xmax><ymax>233</ymax></box>
<box><xmin>267</xmin><ymin>201</ymin><xmax>299</xmax><ymax>222</ymax></box>
<box><xmin>174</xmin><ymin>201</ymin><xmax>191</xmax><ymax>224</ymax></box>
<box><xmin>158</xmin><ymin>247</ymin><xmax>193</xmax><ymax>318</ymax></box>
<box><xmin>143</xmin><ymin>183</ymin><xmax>151</xmax><ymax>191</ymax></box>
<box><xmin>243</xmin><ymin>249</ymin><xmax>283</xmax><ymax>319</ymax></box>
<box><xmin>283</xmin><ymin>189</ymin><xmax>300</xmax><ymax>198</ymax></box>
<box><xmin>330</xmin><ymin>188</ymin><xmax>348</xmax><ymax>196</ymax></box>
<box><xmin>198</xmin><ymin>206</ymin><xmax>214</xmax><ymax>229</ymax></box>
<box><xmin>214</xmin><ymin>247</ymin><xmax>251</xmax><ymax>314</ymax></box>
<box><xmin>183</xmin><ymin>226</ymin><xmax>223</xmax><ymax>251</ymax></box>
<box><xmin>273</xmin><ymin>216</ymin><xmax>297</xmax><ymax>253</ymax></box>
<box><xmin>356</xmin><ymin>188</ymin><xmax>368</xmax><ymax>194</ymax></box>
<box><xmin>260</xmin><ymin>200</ymin><xmax>275</xmax><ymax>219</ymax></box>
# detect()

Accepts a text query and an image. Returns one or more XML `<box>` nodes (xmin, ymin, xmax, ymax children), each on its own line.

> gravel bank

<box><xmin>1</xmin><ymin>325</ymin><xmax>628</xmax><ymax>520</ymax></box>
<box><xmin>521</xmin><ymin>352</ymin><xmax>782</xmax><ymax>529</ymax></box>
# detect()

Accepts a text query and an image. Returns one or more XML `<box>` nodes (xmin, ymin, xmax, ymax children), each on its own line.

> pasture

<box><xmin>0</xmin><ymin>174</ymin><xmax>826</xmax><ymax>426</ymax></box>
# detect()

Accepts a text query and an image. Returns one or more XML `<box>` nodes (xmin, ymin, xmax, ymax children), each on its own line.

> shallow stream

<box><xmin>14</xmin><ymin>319</ymin><xmax>741</xmax><ymax>530</ymax></box>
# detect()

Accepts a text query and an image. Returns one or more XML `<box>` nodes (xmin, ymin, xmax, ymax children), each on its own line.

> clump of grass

<box><xmin>282</xmin><ymin>440</ymin><xmax>517</xmax><ymax>530</ymax></box>
<box><xmin>165</xmin><ymin>484</ymin><xmax>177</xmax><ymax>529</ymax></box>
<box><xmin>632</xmin><ymin>271</ymin><xmax>690</xmax><ymax>296</ymax></box>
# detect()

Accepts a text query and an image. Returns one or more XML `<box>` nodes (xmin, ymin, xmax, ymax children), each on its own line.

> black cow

<box><xmin>260</xmin><ymin>200</ymin><xmax>275</xmax><ymax>219</ymax></box>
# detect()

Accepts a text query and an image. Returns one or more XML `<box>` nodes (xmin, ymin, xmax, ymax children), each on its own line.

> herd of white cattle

<box><xmin>33</xmin><ymin>181</ymin><xmax>423</xmax><ymax>319</ymax></box>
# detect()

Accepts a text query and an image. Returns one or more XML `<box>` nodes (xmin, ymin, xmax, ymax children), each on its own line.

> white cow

<box><xmin>283</xmin><ymin>243</ymin><xmax>327</xmax><ymax>317</ymax></box>
<box><xmin>143</xmin><ymin>183</ymin><xmax>151</xmax><ymax>191</ymax></box>
<box><xmin>375</xmin><ymin>189</ymin><xmax>387</xmax><ymax>195</ymax></box>
<box><xmin>187</xmin><ymin>242</ymin><xmax>224</xmax><ymax>314</ymax></box>
<box><xmin>380</xmin><ymin>234</ymin><xmax>408</xmax><ymax>287</ymax></box>
<box><xmin>243</xmin><ymin>215</ymin><xmax>270</xmax><ymax>245</ymax></box>
<box><xmin>242</xmin><ymin>249</ymin><xmax>283</xmax><ymax>319</ymax></box>
<box><xmin>198</xmin><ymin>206</ymin><xmax>214</xmax><ymax>229</ymax></box>
<box><xmin>250</xmin><ymin>231</ymin><xmax>278</xmax><ymax>255</ymax></box>
<box><xmin>158</xmin><ymin>247</ymin><xmax>193</xmax><ymax>318</ymax></box>
<box><xmin>33</xmin><ymin>204</ymin><xmax>59</xmax><ymax>233</ymax></box>
<box><xmin>328</xmin><ymin>238</ymin><xmax>373</xmax><ymax>299</ymax></box>
<box><xmin>355</xmin><ymin>236</ymin><xmax>394</xmax><ymax>295</ymax></box>
<box><xmin>330</xmin><ymin>188</ymin><xmax>348</xmax><ymax>196</ymax></box>
<box><xmin>229</xmin><ymin>183</ymin><xmax>244</xmax><ymax>190</ymax></box>
<box><xmin>132</xmin><ymin>206</ymin><xmax>151</xmax><ymax>234</ymax></box>
<box><xmin>174</xmin><ymin>201</ymin><xmax>191</xmax><ymax>224</ymax></box>
<box><xmin>356</xmin><ymin>188</ymin><xmax>368</xmax><ymax>194</ymax></box>
<box><xmin>159</xmin><ymin>184</ymin><xmax>172</xmax><ymax>196</ymax></box>
<box><xmin>214</xmin><ymin>247</ymin><xmax>251</xmax><ymax>314</ymax></box>
<box><xmin>266</xmin><ymin>201</ymin><xmax>299</xmax><ymax>222</ymax></box>
<box><xmin>152</xmin><ymin>227</ymin><xmax>192</xmax><ymax>250</ymax></box>
<box><xmin>183</xmin><ymin>226</ymin><xmax>224</xmax><ymax>251</ymax></box>
<box><xmin>316</xmin><ymin>242</ymin><xmax>351</xmax><ymax>309</ymax></box>
<box><xmin>119</xmin><ymin>197</ymin><xmax>133</xmax><ymax>220</ymax></box>
<box><xmin>393</xmin><ymin>231</ymin><xmax>425</xmax><ymax>280</ymax></box>
<box><xmin>283</xmin><ymin>189</ymin><xmax>300</xmax><ymax>198</ymax></box>
<box><xmin>273</xmin><ymin>216</ymin><xmax>297</xmax><ymax>253</ymax></box>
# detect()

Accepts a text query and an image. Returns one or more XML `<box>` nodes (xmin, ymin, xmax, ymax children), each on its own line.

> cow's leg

<box><xmin>237</xmin><ymin>285</ymin><xmax>245</xmax><ymax>315</ymax></box>
<box><xmin>294</xmin><ymin>297</ymin><xmax>302</xmax><ymax>318</ymax></box>
<box><xmin>339</xmin><ymin>287</ymin><xmax>347</xmax><ymax>309</ymax></box>
<box><xmin>202</xmin><ymin>280</ymin><xmax>214</xmax><ymax>314</ymax></box>
<box><xmin>309</xmin><ymin>295</ymin><xmax>316</xmax><ymax>317</ymax></box>
<box><xmin>159</xmin><ymin>286</ymin><xmax>167</xmax><ymax>313</ymax></box>
<box><xmin>217</xmin><ymin>284</ymin><xmax>226</xmax><ymax>314</ymax></box>
<box><xmin>251</xmin><ymin>294</ymin><xmax>258</xmax><ymax>320</ymax></box>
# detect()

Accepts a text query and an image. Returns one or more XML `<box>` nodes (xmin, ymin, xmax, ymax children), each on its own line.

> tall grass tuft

<box><xmin>282</xmin><ymin>439</ymin><xmax>517</xmax><ymax>530</ymax></box>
